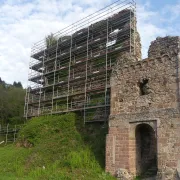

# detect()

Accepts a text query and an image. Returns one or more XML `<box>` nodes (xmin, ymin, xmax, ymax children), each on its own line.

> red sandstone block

<box><xmin>174</xmin><ymin>143</ymin><xmax>180</xmax><ymax>146</ymax></box>
<box><xmin>175</xmin><ymin>154</ymin><xmax>180</xmax><ymax>159</ymax></box>
<box><xmin>124</xmin><ymin>165</ymin><xmax>129</xmax><ymax>169</ymax></box>
<box><xmin>129</xmin><ymin>140</ymin><xmax>136</xmax><ymax>144</ymax></box>
<box><xmin>159</xmin><ymin>138</ymin><xmax>168</xmax><ymax>143</ymax></box>
<box><xmin>166</xmin><ymin>161</ymin><xmax>177</xmax><ymax>167</ymax></box>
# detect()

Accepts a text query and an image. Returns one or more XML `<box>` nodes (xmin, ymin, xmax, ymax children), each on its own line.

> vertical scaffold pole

<box><xmin>25</xmin><ymin>82</ymin><xmax>31</xmax><ymax>120</ymax></box>
<box><xmin>5</xmin><ymin>124</ymin><xmax>9</xmax><ymax>145</ymax></box>
<box><xmin>38</xmin><ymin>49</ymin><xmax>45</xmax><ymax>116</ymax></box>
<box><xmin>84</xmin><ymin>23</ymin><xmax>90</xmax><ymax>124</ymax></box>
<box><xmin>130</xmin><ymin>7</ymin><xmax>132</xmax><ymax>54</ymax></box>
<box><xmin>134</xmin><ymin>0</ymin><xmax>136</xmax><ymax>56</ymax></box>
<box><xmin>24</xmin><ymin>85</ymin><xmax>28</xmax><ymax>119</ymax></box>
<box><xmin>52</xmin><ymin>37</ymin><xmax>59</xmax><ymax>114</ymax></box>
<box><xmin>24</xmin><ymin>49</ymin><xmax>33</xmax><ymax>121</ymax></box>
<box><xmin>67</xmin><ymin>26</ymin><xmax>73</xmax><ymax>111</ymax></box>
<box><xmin>13</xmin><ymin>125</ymin><xmax>17</xmax><ymax>143</ymax></box>
<box><xmin>104</xmin><ymin>17</ymin><xmax>109</xmax><ymax>124</ymax></box>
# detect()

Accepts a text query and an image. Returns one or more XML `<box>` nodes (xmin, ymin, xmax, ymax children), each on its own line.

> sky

<box><xmin>0</xmin><ymin>0</ymin><xmax>180</xmax><ymax>87</ymax></box>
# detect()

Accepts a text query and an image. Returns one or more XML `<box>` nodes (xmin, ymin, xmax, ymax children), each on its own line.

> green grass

<box><xmin>0</xmin><ymin>113</ymin><xmax>115</xmax><ymax>180</ymax></box>
<box><xmin>134</xmin><ymin>176</ymin><xmax>141</xmax><ymax>180</ymax></box>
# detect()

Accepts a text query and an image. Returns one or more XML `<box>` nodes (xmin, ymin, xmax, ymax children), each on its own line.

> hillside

<box><xmin>0</xmin><ymin>113</ymin><xmax>115</xmax><ymax>180</ymax></box>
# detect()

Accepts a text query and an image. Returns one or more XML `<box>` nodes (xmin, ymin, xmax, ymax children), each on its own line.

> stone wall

<box><xmin>106</xmin><ymin>36</ymin><xmax>180</xmax><ymax>179</ymax></box>
<box><xmin>111</xmin><ymin>54</ymin><xmax>178</xmax><ymax>115</ymax></box>
<box><xmin>148</xmin><ymin>36</ymin><xmax>180</xmax><ymax>59</ymax></box>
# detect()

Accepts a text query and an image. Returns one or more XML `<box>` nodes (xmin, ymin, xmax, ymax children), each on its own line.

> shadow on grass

<box><xmin>75</xmin><ymin>112</ymin><xmax>108</xmax><ymax>169</ymax></box>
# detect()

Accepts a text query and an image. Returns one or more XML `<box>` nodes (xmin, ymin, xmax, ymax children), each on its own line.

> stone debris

<box><xmin>117</xmin><ymin>168</ymin><xmax>132</xmax><ymax>180</ymax></box>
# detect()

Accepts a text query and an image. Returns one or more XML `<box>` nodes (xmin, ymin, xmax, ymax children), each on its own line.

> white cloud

<box><xmin>0</xmin><ymin>0</ymin><xmax>110</xmax><ymax>87</ymax></box>
<box><xmin>136</xmin><ymin>1</ymin><xmax>180</xmax><ymax>58</ymax></box>
<box><xmin>0</xmin><ymin>0</ymin><xmax>180</xmax><ymax>87</ymax></box>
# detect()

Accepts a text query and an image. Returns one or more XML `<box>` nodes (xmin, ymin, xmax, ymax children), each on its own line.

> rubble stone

<box><xmin>117</xmin><ymin>168</ymin><xmax>133</xmax><ymax>180</ymax></box>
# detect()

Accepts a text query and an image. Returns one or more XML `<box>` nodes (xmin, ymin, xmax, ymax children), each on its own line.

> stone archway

<box><xmin>135</xmin><ymin>123</ymin><xmax>157</xmax><ymax>177</ymax></box>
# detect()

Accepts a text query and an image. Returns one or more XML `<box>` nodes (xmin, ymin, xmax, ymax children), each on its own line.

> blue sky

<box><xmin>0</xmin><ymin>0</ymin><xmax>180</xmax><ymax>87</ymax></box>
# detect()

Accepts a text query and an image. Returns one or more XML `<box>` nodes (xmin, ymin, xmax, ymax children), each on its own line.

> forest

<box><xmin>0</xmin><ymin>77</ymin><xmax>25</xmax><ymax>125</ymax></box>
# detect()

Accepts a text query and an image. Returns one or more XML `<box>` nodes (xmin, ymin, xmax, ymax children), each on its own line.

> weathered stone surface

<box><xmin>148</xmin><ymin>36</ymin><xmax>180</xmax><ymax>58</ymax></box>
<box><xmin>177</xmin><ymin>161</ymin><xmax>180</xmax><ymax>179</ymax></box>
<box><xmin>106</xmin><ymin>36</ymin><xmax>180</xmax><ymax>180</ymax></box>
<box><xmin>117</xmin><ymin>168</ymin><xmax>133</xmax><ymax>180</ymax></box>
<box><xmin>135</xmin><ymin>31</ymin><xmax>142</xmax><ymax>61</ymax></box>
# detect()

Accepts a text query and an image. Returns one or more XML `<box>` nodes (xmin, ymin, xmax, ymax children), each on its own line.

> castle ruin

<box><xmin>106</xmin><ymin>36</ymin><xmax>180</xmax><ymax>179</ymax></box>
<box><xmin>24</xmin><ymin>0</ymin><xmax>180</xmax><ymax>179</ymax></box>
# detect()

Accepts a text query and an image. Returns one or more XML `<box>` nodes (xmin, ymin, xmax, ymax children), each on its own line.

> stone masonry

<box><xmin>106</xmin><ymin>36</ymin><xmax>180</xmax><ymax>179</ymax></box>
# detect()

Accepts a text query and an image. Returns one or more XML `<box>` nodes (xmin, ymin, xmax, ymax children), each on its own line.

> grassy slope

<box><xmin>0</xmin><ymin>113</ymin><xmax>115</xmax><ymax>180</ymax></box>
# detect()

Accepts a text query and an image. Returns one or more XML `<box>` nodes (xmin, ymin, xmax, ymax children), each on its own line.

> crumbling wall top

<box><xmin>148</xmin><ymin>36</ymin><xmax>180</xmax><ymax>59</ymax></box>
<box><xmin>112</xmin><ymin>36</ymin><xmax>180</xmax><ymax>76</ymax></box>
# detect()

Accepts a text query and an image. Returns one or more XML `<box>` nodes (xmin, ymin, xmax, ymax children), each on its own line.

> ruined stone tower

<box><xmin>106</xmin><ymin>36</ymin><xmax>180</xmax><ymax>179</ymax></box>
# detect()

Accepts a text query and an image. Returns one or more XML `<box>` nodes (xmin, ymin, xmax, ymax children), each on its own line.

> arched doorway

<box><xmin>135</xmin><ymin>123</ymin><xmax>157</xmax><ymax>177</ymax></box>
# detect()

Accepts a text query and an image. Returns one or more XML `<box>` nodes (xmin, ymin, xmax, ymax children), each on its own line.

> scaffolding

<box><xmin>0</xmin><ymin>124</ymin><xmax>20</xmax><ymax>144</ymax></box>
<box><xmin>24</xmin><ymin>0</ymin><xmax>136</xmax><ymax>123</ymax></box>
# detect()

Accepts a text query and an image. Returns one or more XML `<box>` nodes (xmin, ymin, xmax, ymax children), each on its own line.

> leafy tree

<box><xmin>0</xmin><ymin>77</ymin><xmax>5</xmax><ymax>86</ymax></box>
<box><xmin>45</xmin><ymin>33</ymin><xmax>58</xmax><ymax>48</ymax></box>
<box><xmin>0</xmin><ymin>78</ymin><xmax>25</xmax><ymax>125</ymax></box>
<box><xmin>13</xmin><ymin>81</ymin><xmax>22</xmax><ymax>88</ymax></box>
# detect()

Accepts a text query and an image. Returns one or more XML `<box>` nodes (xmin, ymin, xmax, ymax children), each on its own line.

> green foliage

<box><xmin>58</xmin><ymin>76</ymin><xmax>68</xmax><ymax>82</ymax></box>
<box><xmin>94</xmin><ymin>58</ymin><xmax>106</xmax><ymax>67</ymax></box>
<box><xmin>45</xmin><ymin>33</ymin><xmax>58</xmax><ymax>48</ymax></box>
<box><xmin>41</xmin><ymin>109</ymin><xmax>51</xmax><ymax>115</ymax></box>
<box><xmin>9</xmin><ymin>116</ymin><xmax>24</xmax><ymax>125</ymax></box>
<box><xmin>0</xmin><ymin>113</ymin><xmax>115</xmax><ymax>179</ymax></box>
<box><xmin>88</xmin><ymin>96</ymin><xmax>105</xmax><ymax>106</ymax></box>
<box><xmin>0</xmin><ymin>78</ymin><xmax>25</xmax><ymax>125</ymax></box>
<box><xmin>18</xmin><ymin>113</ymin><xmax>77</xmax><ymax>145</ymax></box>
<box><xmin>59</xmin><ymin>69</ymin><xmax>68</xmax><ymax>76</ymax></box>
<box><xmin>66</xmin><ymin>148</ymin><xmax>101</xmax><ymax>169</ymax></box>
<box><xmin>13</xmin><ymin>81</ymin><xmax>23</xmax><ymax>88</ymax></box>
<box><xmin>0</xmin><ymin>77</ymin><xmax>5</xmax><ymax>86</ymax></box>
<box><xmin>134</xmin><ymin>176</ymin><xmax>141</xmax><ymax>180</ymax></box>
<box><xmin>55</xmin><ymin>104</ymin><xmax>67</xmax><ymax>111</ymax></box>
<box><xmin>115</xmin><ymin>42</ymin><xmax>122</xmax><ymax>48</ymax></box>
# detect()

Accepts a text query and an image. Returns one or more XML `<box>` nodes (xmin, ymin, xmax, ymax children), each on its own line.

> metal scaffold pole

<box><xmin>24</xmin><ymin>85</ymin><xmax>28</xmax><ymax>120</ymax></box>
<box><xmin>52</xmin><ymin>37</ymin><xmax>59</xmax><ymax>114</ymax></box>
<box><xmin>13</xmin><ymin>125</ymin><xmax>17</xmax><ymax>143</ymax></box>
<box><xmin>84</xmin><ymin>24</ymin><xmax>90</xmax><ymax>124</ymax></box>
<box><xmin>38</xmin><ymin>49</ymin><xmax>45</xmax><ymax>116</ymax></box>
<box><xmin>24</xmin><ymin>50</ymin><xmax>33</xmax><ymax>120</ymax></box>
<box><xmin>134</xmin><ymin>0</ymin><xmax>136</xmax><ymax>55</ymax></box>
<box><xmin>104</xmin><ymin>17</ymin><xmax>109</xmax><ymax>124</ymax></box>
<box><xmin>26</xmin><ymin>81</ymin><xmax>31</xmax><ymax>119</ymax></box>
<box><xmin>130</xmin><ymin>9</ymin><xmax>132</xmax><ymax>54</ymax></box>
<box><xmin>5</xmin><ymin>124</ymin><xmax>9</xmax><ymax>145</ymax></box>
<box><xmin>67</xmin><ymin>27</ymin><xmax>73</xmax><ymax>111</ymax></box>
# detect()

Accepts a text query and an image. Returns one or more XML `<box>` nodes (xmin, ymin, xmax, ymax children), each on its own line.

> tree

<box><xmin>13</xmin><ymin>81</ymin><xmax>22</xmax><ymax>88</ymax></box>
<box><xmin>0</xmin><ymin>77</ymin><xmax>5</xmax><ymax>86</ymax></box>
<box><xmin>45</xmin><ymin>33</ymin><xmax>58</xmax><ymax>48</ymax></box>
<box><xmin>0</xmin><ymin>78</ymin><xmax>25</xmax><ymax>125</ymax></box>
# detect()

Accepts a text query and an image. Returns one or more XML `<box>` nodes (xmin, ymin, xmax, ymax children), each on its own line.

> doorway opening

<box><xmin>135</xmin><ymin>124</ymin><xmax>157</xmax><ymax>177</ymax></box>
